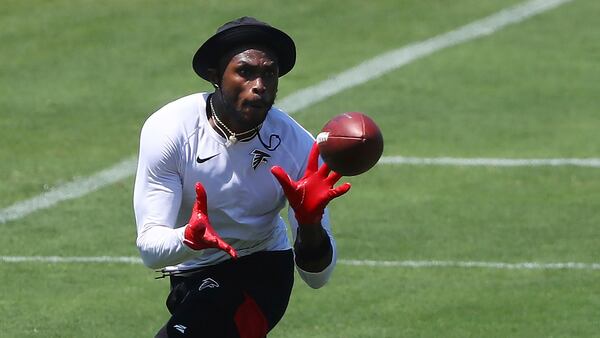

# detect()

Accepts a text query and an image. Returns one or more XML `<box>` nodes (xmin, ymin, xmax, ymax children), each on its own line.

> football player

<box><xmin>134</xmin><ymin>17</ymin><xmax>351</xmax><ymax>338</ymax></box>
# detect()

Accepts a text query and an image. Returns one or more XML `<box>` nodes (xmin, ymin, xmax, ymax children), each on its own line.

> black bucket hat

<box><xmin>192</xmin><ymin>16</ymin><xmax>296</xmax><ymax>81</ymax></box>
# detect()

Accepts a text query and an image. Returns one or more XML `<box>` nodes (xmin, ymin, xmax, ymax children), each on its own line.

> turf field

<box><xmin>1</xmin><ymin>0</ymin><xmax>599</xmax><ymax>337</ymax></box>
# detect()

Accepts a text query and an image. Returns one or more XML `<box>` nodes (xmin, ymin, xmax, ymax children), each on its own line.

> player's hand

<box><xmin>183</xmin><ymin>182</ymin><xmax>238</xmax><ymax>259</ymax></box>
<box><xmin>271</xmin><ymin>142</ymin><xmax>351</xmax><ymax>225</ymax></box>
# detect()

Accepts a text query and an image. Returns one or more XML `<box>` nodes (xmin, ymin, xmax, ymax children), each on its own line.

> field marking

<box><xmin>1</xmin><ymin>256</ymin><xmax>598</xmax><ymax>271</ymax></box>
<box><xmin>1</xmin><ymin>155</ymin><xmax>597</xmax><ymax>224</ymax></box>
<box><xmin>277</xmin><ymin>0</ymin><xmax>573</xmax><ymax>113</ymax></box>
<box><xmin>0</xmin><ymin>157</ymin><xmax>138</xmax><ymax>224</ymax></box>
<box><xmin>339</xmin><ymin>259</ymin><xmax>600</xmax><ymax>270</ymax></box>
<box><xmin>380</xmin><ymin>157</ymin><xmax>600</xmax><ymax>168</ymax></box>
<box><xmin>0</xmin><ymin>0</ymin><xmax>574</xmax><ymax>224</ymax></box>
<box><xmin>0</xmin><ymin>256</ymin><xmax>142</xmax><ymax>264</ymax></box>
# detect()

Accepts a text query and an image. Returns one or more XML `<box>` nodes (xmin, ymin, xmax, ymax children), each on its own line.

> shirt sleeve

<box><xmin>288</xmin><ymin>207</ymin><xmax>337</xmax><ymax>289</ymax></box>
<box><xmin>133</xmin><ymin>115</ymin><xmax>197</xmax><ymax>269</ymax></box>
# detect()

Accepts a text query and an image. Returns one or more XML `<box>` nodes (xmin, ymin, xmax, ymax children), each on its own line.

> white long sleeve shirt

<box><xmin>133</xmin><ymin>93</ymin><xmax>336</xmax><ymax>288</ymax></box>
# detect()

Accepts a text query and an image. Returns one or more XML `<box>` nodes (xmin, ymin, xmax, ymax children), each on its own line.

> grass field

<box><xmin>1</xmin><ymin>0</ymin><xmax>599</xmax><ymax>337</ymax></box>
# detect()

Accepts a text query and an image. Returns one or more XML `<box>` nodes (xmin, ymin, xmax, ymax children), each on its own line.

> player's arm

<box><xmin>293</xmin><ymin>220</ymin><xmax>332</xmax><ymax>272</ymax></box>
<box><xmin>134</xmin><ymin>177</ymin><xmax>236</xmax><ymax>269</ymax></box>
<box><xmin>133</xmin><ymin>114</ymin><xmax>190</xmax><ymax>268</ymax></box>
<box><xmin>134</xmin><ymin>115</ymin><xmax>235</xmax><ymax>269</ymax></box>
<box><xmin>271</xmin><ymin>143</ymin><xmax>350</xmax><ymax>287</ymax></box>
<box><xmin>288</xmin><ymin>208</ymin><xmax>337</xmax><ymax>288</ymax></box>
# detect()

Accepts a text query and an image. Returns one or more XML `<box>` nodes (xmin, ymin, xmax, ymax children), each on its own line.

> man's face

<box><xmin>218</xmin><ymin>46</ymin><xmax>279</xmax><ymax>130</ymax></box>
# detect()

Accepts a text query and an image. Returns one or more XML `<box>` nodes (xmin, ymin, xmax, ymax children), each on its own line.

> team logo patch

<box><xmin>251</xmin><ymin>149</ymin><xmax>271</xmax><ymax>169</ymax></box>
<box><xmin>198</xmin><ymin>277</ymin><xmax>219</xmax><ymax>291</ymax></box>
<box><xmin>173</xmin><ymin>324</ymin><xmax>187</xmax><ymax>333</ymax></box>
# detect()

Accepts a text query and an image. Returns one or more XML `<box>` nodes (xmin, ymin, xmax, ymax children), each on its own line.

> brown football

<box><xmin>316</xmin><ymin>112</ymin><xmax>384</xmax><ymax>176</ymax></box>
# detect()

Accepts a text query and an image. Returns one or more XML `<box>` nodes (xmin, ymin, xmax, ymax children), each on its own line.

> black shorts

<box><xmin>156</xmin><ymin>249</ymin><xmax>294</xmax><ymax>338</ymax></box>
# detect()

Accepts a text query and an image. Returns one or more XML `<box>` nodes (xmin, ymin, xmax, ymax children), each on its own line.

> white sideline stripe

<box><xmin>0</xmin><ymin>158</ymin><xmax>138</xmax><ymax>224</ymax></box>
<box><xmin>0</xmin><ymin>256</ymin><xmax>142</xmax><ymax>264</ymax></box>
<box><xmin>278</xmin><ymin>0</ymin><xmax>573</xmax><ymax>113</ymax></box>
<box><xmin>1</xmin><ymin>256</ymin><xmax>599</xmax><ymax>271</ymax></box>
<box><xmin>1</xmin><ymin>155</ymin><xmax>596</xmax><ymax>224</ymax></box>
<box><xmin>0</xmin><ymin>0</ymin><xmax>573</xmax><ymax>224</ymax></box>
<box><xmin>339</xmin><ymin>259</ymin><xmax>600</xmax><ymax>270</ymax></box>
<box><xmin>379</xmin><ymin>157</ymin><xmax>600</xmax><ymax>168</ymax></box>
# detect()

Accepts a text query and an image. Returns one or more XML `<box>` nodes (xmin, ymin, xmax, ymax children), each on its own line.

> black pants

<box><xmin>155</xmin><ymin>249</ymin><xmax>294</xmax><ymax>338</ymax></box>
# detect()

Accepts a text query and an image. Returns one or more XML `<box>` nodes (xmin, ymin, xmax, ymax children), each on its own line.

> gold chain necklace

<box><xmin>209</xmin><ymin>96</ymin><xmax>261</xmax><ymax>146</ymax></box>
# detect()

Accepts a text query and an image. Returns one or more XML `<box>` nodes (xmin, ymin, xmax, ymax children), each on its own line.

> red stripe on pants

<box><xmin>234</xmin><ymin>293</ymin><xmax>268</xmax><ymax>338</ymax></box>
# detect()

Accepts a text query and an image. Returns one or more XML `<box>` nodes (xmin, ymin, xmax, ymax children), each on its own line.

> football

<box><xmin>316</xmin><ymin>112</ymin><xmax>384</xmax><ymax>176</ymax></box>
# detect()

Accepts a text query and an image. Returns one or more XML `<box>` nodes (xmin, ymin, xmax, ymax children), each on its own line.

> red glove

<box><xmin>271</xmin><ymin>143</ymin><xmax>351</xmax><ymax>225</ymax></box>
<box><xmin>183</xmin><ymin>182</ymin><xmax>238</xmax><ymax>259</ymax></box>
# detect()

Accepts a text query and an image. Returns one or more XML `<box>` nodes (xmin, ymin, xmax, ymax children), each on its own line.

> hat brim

<box><xmin>192</xmin><ymin>25</ymin><xmax>296</xmax><ymax>81</ymax></box>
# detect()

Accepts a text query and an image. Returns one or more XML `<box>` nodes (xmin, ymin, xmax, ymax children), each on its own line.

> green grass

<box><xmin>275</xmin><ymin>266</ymin><xmax>600</xmax><ymax>337</ymax></box>
<box><xmin>0</xmin><ymin>0</ymin><xmax>520</xmax><ymax>207</ymax></box>
<box><xmin>1</xmin><ymin>0</ymin><xmax>600</xmax><ymax>337</ymax></box>
<box><xmin>0</xmin><ymin>263</ymin><xmax>165</xmax><ymax>337</ymax></box>
<box><xmin>335</xmin><ymin>166</ymin><xmax>600</xmax><ymax>263</ymax></box>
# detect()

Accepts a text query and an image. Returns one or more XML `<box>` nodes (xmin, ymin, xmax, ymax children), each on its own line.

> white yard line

<box><xmin>0</xmin><ymin>0</ymin><xmax>575</xmax><ymax>224</ymax></box>
<box><xmin>2</xmin><ymin>155</ymin><xmax>597</xmax><ymax>225</ymax></box>
<box><xmin>2</xmin><ymin>155</ymin><xmax>598</xmax><ymax>224</ymax></box>
<box><xmin>0</xmin><ymin>158</ymin><xmax>138</xmax><ymax>224</ymax></box>
<box><xmin>0</xmin><ymin>256</ymin><xmax>142</xmax><ymax>264</ymax></box>
<box><xmin>380</xmin><ymin>157</ymin><xmax>600</xmax><ymax>168</ymax></box>
<box><xmin>1</xmin><ymin>255</ymin><xmax>598</xmax><ymax>271</ymax></box>
<box><xmin>278</xmin><ymin>0</ymin><xmax>573</xmax><ymax>113</ymax></box>
<box><xmin>338</xmin><ymin>259</ymin><xmax>600</xmax><ymax>270</ymax></box>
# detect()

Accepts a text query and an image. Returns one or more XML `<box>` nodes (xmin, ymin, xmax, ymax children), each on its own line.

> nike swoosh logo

<box><xmin>196</xmin><ymin>153</ymin><xmax>220</xmax><ymax>163</ymax></box>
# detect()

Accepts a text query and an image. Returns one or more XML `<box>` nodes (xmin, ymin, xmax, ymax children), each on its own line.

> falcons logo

<box><xmin>250</xmin><ymin>149</ymin><xmax>271</xmax><ymax>170</ymax></box>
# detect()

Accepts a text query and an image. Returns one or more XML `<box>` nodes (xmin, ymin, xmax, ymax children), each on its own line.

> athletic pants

<box><xmin>155</xmin><ymin>249</ymin><xmax>294</xmax><ymax>338</ymax></box>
